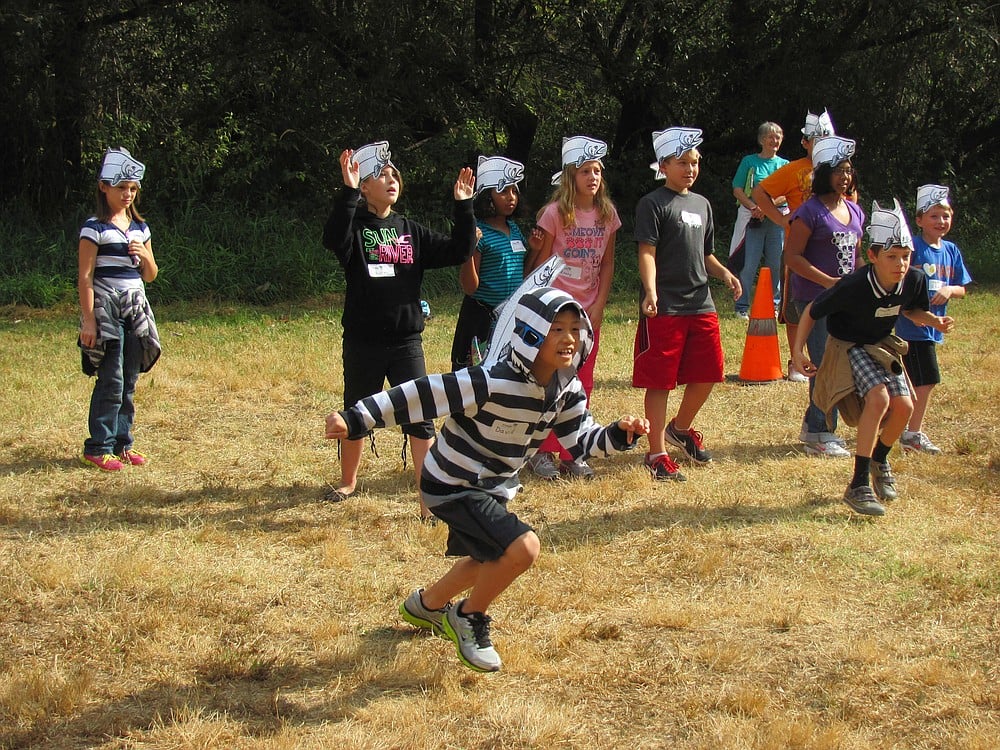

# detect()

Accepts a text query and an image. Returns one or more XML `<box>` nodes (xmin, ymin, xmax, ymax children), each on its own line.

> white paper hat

<box><xmin>867</xmin><ymin>199</ymin><xmax>913</xmax><ymax>249</ymax></box>
<box><xmin>916</xmin><ymin>184</ymin><xmax>950</xmax><ymax>215</ymax></box>
<box><xmin>98</xmin><ymin>147</ymin><xmax>145</xmax><ymax>186</ymax></box>
<box><xmin>801</xmin><ymin>109</ymin><xmax>835</xmax><ymax>139</ymax></box>
<box><xmin>352</xmin><ymin>141</ymin><xmax>395</xmax><ymax>182</ymax></box>
<box><xmin>551</xmin><ymin>135</ymin><xmax>608</xmax><ymax>185</ymax></box>
<box><xmin>475</xmin><ymin>155</ymin><xmax>525</xmax><ymax>196</ymax></box>
<box><xmin>811</xmin><ymin>136</ymin><xmax>856</xmax><ymax>168</ymax></box>
<box><xmin>652</xmin><ymin>127</ymin><xmax>703</xmax><ymax>163</ymax></box>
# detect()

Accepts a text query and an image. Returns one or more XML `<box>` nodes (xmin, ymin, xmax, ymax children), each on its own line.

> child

<box><xmin>78</xmin><ymin>147</ymin><xmax>161</xmax><ymax>472</ymax></box>
<box><xmin>633</xmin><ymin>127</ymin><xmax>742</xmax><ymax>481</ymax></box>
<box><xmin>784</xmin><ymin>136</ymin><xmax>864</xmax><ymax>458</ymax></box>
<box><xmin>524</xmin><ymin>136</ymin><xmax>622</xmax><ymax>479</ymax></box>
<box><xmin>727</xmin><ymin>121</ymin><xmax>789</xmax><ymax>319</ymax></box>
<box><xmin>793</xmin><ymin>200</ymin><xmax>954</xmax><ymax>517</ymax></box>
<box><xmin>321</xmin><ymin>142</ymin><xmax>477</xmax><ymax>517</ymax></box>
<box><xmin>324</xmin><ymin>287</ymin><xmax>649</xmax><ymax>672</ymax></box>
<box><xmin>895</xmin><ymin>185</ymin><xmax>972</xmax><ymax>454</ymax></box>
<box><xmin>752</xmin><ymin>109</ymin><xmax>838</xmax><ymax>382</ymax></box>
<box><xmin>450</xmin><ymin>155</ymin><xmax>527</xmax><ymax>370</ymax></box>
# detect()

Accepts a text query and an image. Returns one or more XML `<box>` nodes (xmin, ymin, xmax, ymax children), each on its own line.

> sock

<box><xmin>873</xmin><ymin>440</ymin><xmax>892</xmax><ymax>465</ymax></box>
<box><xmin>851</xmin><ymin>456</ymin><xmax>871</xmax><ymax>488</ymax></box>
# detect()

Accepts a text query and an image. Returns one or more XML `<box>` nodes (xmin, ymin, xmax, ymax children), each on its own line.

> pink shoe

<box><xmin>80</xmin><ymin>453</ymin><xmax>125</xmax><ymax>472</ymax></box>
<box><xmin>118</xmin><ymin>448</ymin><xmax>147</xmax><ymax>466</ymax></box>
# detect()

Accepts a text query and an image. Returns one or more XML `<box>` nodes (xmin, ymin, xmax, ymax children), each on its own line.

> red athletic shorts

<box><xmin>632</xmin><ymin>313</ymin><xmax>723</xmax><ymax>390</ymax></box>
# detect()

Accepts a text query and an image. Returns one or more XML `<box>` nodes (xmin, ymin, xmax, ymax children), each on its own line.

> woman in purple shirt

<box><xmin>785</xmin><ymin>136</ymin><xmax>864</xmax><ymax>456</ymax></box>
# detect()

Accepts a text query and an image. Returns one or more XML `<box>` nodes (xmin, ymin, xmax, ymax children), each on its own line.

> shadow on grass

<box><xmin>0</xmin><ymin>627</ymin><xmax>448</xmax><ymax>748</ymax></box>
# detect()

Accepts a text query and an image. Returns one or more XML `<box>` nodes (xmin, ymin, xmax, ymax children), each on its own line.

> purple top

<box><xmin>789</xmin><ymin>196</ymin><xmax>865</xmax><ymax>301</ymax></box>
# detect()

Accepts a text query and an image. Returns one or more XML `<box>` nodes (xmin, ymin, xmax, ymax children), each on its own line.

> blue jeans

<box><xmin>84</xmin><ymin>320</ymin><xmax>142</xmax><ymax>455</ymax></box>
<box><xmin>736</xmin><ymin>219</ymin><xmax>783</xmax><ymax>314</ymax></box>
<box><xmin>795</xmin><ymin>300</ymin><xmax>837</xmax><ymax>434</ymax></box>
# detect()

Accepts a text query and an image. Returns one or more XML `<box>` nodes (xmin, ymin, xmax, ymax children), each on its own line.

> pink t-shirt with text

<box><xmin>537</xmin><ymin>202</ymin><xmax>621</xmax><ymax>311</ymax></box>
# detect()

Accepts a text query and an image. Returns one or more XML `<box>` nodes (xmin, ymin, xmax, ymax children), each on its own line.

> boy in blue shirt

<box><xmin>895</xmin><ymin>185</ymin><xmax>972</xmax><ymax>454</ymax></box>
<box><xmin>793</xmin><ymin>201</ymin><xmax>954</xmax><ymax>517</ymax></box>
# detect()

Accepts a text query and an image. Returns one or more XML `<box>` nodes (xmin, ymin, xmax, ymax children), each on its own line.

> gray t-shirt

<box><xmin>634</xmin><ymin>187</ymin><xmax>716</xmax><ymax>315</ymax></box>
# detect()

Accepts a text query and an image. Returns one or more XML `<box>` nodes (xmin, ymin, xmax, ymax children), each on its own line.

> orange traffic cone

<box><xmin>738</xmin><ymin>267</ymin><xmax>784</xmax><ymax>384</ymax></box>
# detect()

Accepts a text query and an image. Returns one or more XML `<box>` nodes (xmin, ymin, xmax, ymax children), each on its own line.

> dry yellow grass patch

<box><xmin>1</xmin><ymin>289</ymin><xmax>998</xmax><ymax>749</ymax></box>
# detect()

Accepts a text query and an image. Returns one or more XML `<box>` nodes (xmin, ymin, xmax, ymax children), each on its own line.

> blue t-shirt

<box><xmin>895</xmin><ymin>236</ymin><xmax>972</xmax><ymax>344</ymax></box>
<box><xmin>473</xmin><ymin>219</ymin><xmax>527</xmax><ymax>307</ymax></box>
<box><xmin>732</xmin><ymin>153</ymin><xmax>789</xmax><ymax>198</ymax></box>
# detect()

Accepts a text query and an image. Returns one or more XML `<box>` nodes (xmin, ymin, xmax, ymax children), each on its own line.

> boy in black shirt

<box><xmin>792</xmin><ymin>200</ymin><xmax>954</xmax><ymax>517</ymax></box>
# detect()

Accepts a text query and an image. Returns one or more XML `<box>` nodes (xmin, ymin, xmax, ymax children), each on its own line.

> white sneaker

<box><xmin>526</xmin><ymin>452</ymin><xmax>560</xmax><ymax>480</ymax></box>
<box><xmin>442</xmin><ymin>601</ymin><xmax>502</xmax><ymax>672</ymax></box>
<box><xmin>803</xmin><ymin>439</ymin><xmax>851</xmax><ymax>458</ymax></box>
<box><xmin>560</xmin><ymin>459</ymin><xmax>595</xmax><ymax>479</ymax></box>
<box><xmin>787</xmin><ymin>360</ymin><xmax>808</xmax><ymax>382</ymax></box>
<box><xmin>901</xmin><ymin>431</ymin><xmax>942</xmax><ymax>455</ymax></box>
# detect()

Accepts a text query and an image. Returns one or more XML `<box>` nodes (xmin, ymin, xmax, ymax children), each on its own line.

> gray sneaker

<box><xmin>400</xmin><ymin>589</ymin><xmax>450</xmax><ymax>638</ymax></box>
<box><xmin>843</xmin><ymin>484</ymin><xmax>886</xmax><ymax>516</ymax></box>
<box><xmin>561</xmin><ymin>459</ymin><xmax>595</xmax><ymax>479</ymax></box>
<box><xmin>870</xmin><ymin>462</ymin><xmax>898</xmax><ymax>502</ymax></box>
<box><xmin>526</xmin><ymin>452</ymin><xmax>560</xmax><ymax>480</ymax></box>
<box><xmin>442</xmin><ymin>601</ymin><xmax>502</xmax><ymax>672</ymax></box>
<box><xmin>901</xmin><ymin>431</ymin><xmax>942</xmax><ymax>455</ymax></box>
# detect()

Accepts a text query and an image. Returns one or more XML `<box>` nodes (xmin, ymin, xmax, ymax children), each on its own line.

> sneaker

<box><xmin>901</xmin><ymin>431</ymin><xmax>941</xmax><ymax>455</ymax></box>
<box><xmin>527</xmin><ymin>452</ymin><xmax>560</xmax><ymax>480</ymax></box>
<box><xmin>442</xmin><ymin>601</ymin><xmax>502</xmax><ymax>672</ymax></box>
<box><xmin>870</xmin><ymin>462</ymin><xmax>898</xmax><ymax>502</ymax></box>
<box><xmin>735</xmin><ymin>310</ymin><xmax>749</xmax><ymax>320</ymax></box>
<box><xmin>802</xmin><ymin>440</ymin><xmax>851</xmax><ymax>458</ymax></box>
<box><xmin>644</xmin><ymin>452</ymin><xmax>686</xmax><ymax>482</ymax></box>
<box><xmin>400</xmin><ymin>588</ymin><xmax>450</xmax><ymax>638</ymax></box>
<box><xmin>787</xmin><ymin>360</ymin><xmax>809</xmax><ymax>383</ymax></box>
<box><xmin>842</xmin><ymin>484</ymin><xmax>886</xmax><ymax>516</ymax></box>
<box><xmin>80</xmin><ymin>453</ymin><xmax>125</xmax><ymax>472</ymax></box>
<box><xmin>117</xmin><ymin>448</ymin><xmax>147</xmax><ymax>466</ymax></box>
<box><xmin>665</xmin><ymin>420</ymin><xmax>713</xmax><ymax>464</ymax></box>
<box><xmin>561</xmin><ymin>459</ymin><xmax>595</xmax><ymax>479</ymax></box>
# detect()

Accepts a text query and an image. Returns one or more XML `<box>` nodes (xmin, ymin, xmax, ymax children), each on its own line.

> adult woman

<box><xmin>785</xmin><ymin>136</ymin><xmax>863</xmax><ymax>457</ymax></box>
<box><xmin>727</xmin><ymin>122</ymin><xmax>788</xmax><ymax>318</ymax></box>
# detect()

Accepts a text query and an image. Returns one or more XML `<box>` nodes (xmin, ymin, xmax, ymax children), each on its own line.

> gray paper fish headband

<box><xmin>867</xmin><ymin>199</ymin><xmax>913</xmax><ymax>249</ymax></box>
<box><xmin>551</xmin><ymin>136</ymin><xmax>608</xmax><ymax>185</ymax></box>
<box><xmin>475</xmin><ymin>156</ymin><xmax>525</xmax><ymax>197</ymax></box>
<box><xmin>801</xmin><ymin>109</ymin><xmax>835</xmax><ymax>139</ymax></box>
<box><xmin>99</xmin><ymin>148</ymin><xmax>146</xmax><ymax>186</ymax></box>
<box><xmin>811</xmin><ymin>136</ymin><xmax>856</xmax><ymax>168</ymax></box>
<box><xmin>352</xmin><ymin>141</ymin><xmax>396</xmax><ymax>182</ymax></box>
<box><xmin>653</xmin><ymin>127</ymin><xmax>703</xmax><ymax>162</ymax></box>
<box><xmin>916</xmin><ymin>184</ymin><xmax>950</xmax><ymax>215</ymax></box>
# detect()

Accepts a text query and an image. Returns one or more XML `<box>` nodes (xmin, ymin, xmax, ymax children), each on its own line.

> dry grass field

<box><xmin>1</xmin><ymin>287</ymin><xmax>999</xmax><ymax>749</ymax></box>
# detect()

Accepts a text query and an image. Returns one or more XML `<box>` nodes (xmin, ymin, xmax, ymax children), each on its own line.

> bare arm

<box><xmin>589</xmin><ymin>231</ymin><xmax>616</xmax><ymax>329</ymax></box>
<box><xmin>524</xmin><ymin>228</ymin><xmax>554</xmax><ymax>274</ymax></box>
<box><xmin>902</xmin><ymin>309</ymin><xmax>955</xmax><ymax>334</ymax></box>
<box><xmin>706</xmin><ymin>252</ymin><xmax>742</xmax><ymax>301</ymax></box>
<box><xmin>791</xmin><ymin>302</ymin><xmax>818</xmax><ymax>376</ymax></box>
<box><xmin>638</xmin><ymin>242</ymin><xmax>658</xmax><ymax>317</ymax></box>
<box><xmin>733</xmin><ymin>187</ymin><xmax>764</xmax><ymax>221</ymax></box>
<box><xmin>458</xmin><ymin>252</ymin><xmax>481</xmax><ymax>296</ymax></box>
<box><xmin>751</xmin><ymin>183</ymin><xmax>789</xmax><ymax>229</ymax></box>
<box><xmin>78</xmin><ymin>239</ymin><xmax>98</xmax><ymax>347</ymax></box>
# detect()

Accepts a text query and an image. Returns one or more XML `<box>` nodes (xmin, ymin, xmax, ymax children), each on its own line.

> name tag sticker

<box><xmin>561</xmin><ymin>264</ymin><xmax>583</xmax><ymax>280</ymax></box>
<box><xmin>510</xmin><ymin>239</ymin><xmax>527</xmax><ymax>254</ymax></box>
<box><xmin>367</xmin><ymin>263</ymin><xmax>395</xmax><ymax>278</ymax></box>
<box><xmin>492</xmin><ymin>421</ymin><xmax>524</xmax><ymax>437</ymax></box>
<box><xmin>875</xmin><ymin>305</ymin><xmax>901</xmax><ymax>317</ymax></box>
<box><xmin>928</xmin><ymin>279</ymin><xmax>944</xmax><ymax>292</ymax></box>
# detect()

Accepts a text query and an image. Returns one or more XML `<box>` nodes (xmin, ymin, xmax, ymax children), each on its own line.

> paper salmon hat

<box><xmin>475</xmin><ymin>155</ymin><xmax>525</xmax><ymax>196</ymax></box>
<box><xmin>352</xmin><ymin>141</ymin><xmax>396</xmax><ymax>182</ymax></box>
<box><xmin>867</xmin><ymin>198</ymin><xmax>914</xmax><ymax>249</ymax></box>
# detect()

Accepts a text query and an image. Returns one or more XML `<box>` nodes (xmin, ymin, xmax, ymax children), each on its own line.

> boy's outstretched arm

<box><xmin>325</xmin><ymin>412</ymin><xmax>349</xmax><ymax>440</ymax></box>
<box><xmin>617</xmin><ymin>416</ymin><xmax>650</xmax><ymax>445</ymax></box>
<box><xmin>902</xmin><ymin>309</ymin><xmax>955</xmax><ymax>334</ymax></box>
<box><xmin>792</xmin><ymin>302</ymin><xmax>818</xmax><ymax>377</ymax></box>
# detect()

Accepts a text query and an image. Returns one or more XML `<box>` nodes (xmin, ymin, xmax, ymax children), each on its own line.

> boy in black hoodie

<box><xmin>322</xmin><ymin>141</ymin><xmax>477</xmax><ymax>516</ymax></box>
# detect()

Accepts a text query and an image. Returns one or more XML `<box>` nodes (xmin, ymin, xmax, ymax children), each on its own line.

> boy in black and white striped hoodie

<box><xmin>325</xmin><ymin>286</ymin><xmax>649</xmax><ymax>672</ymax></box>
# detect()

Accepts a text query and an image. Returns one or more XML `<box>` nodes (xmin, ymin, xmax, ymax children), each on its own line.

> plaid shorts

<box><xmin>848</xmin><ymin>346</ymin><xmax>911</xmax><ymax>398</ymax></box>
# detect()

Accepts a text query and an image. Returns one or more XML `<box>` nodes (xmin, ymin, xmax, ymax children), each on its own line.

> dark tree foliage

<box><xmin>1</xmin><ymin>0</ymin><xmax>998</xmax><ymax>298</ymax></box>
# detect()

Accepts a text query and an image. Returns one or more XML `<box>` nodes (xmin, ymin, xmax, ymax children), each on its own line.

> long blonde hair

<box><xmin>549</xmin><ymin>162</ymin><xmax>616</xmax><ymax>229</ymax></box>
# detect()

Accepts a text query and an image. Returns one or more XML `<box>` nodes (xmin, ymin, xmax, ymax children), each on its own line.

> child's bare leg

<box><xmin>907</xmin><ymin>384</ymin><xmax>934</xmax><ymax>434</ymax></box>
<box><xmin>463</xmin><ymin>531</ymin><xmax>540</xmax><ymax>614</ymax></box>
<box><xmin>422</xmin><ymin>557</ymin><xmax>480</xmax><ymax>610</ymax></box>
<box><xmin>855</xmin><ymin>385</ymin><xmax>890</xmax><ymax>458</ymax></box>
<box><xmin>674</xmin><ymin>382</ymin><xmax>714</xmax><ymax>430</ymax></box>
<box><xmin>409</xmin><ymin>435</ymin><xmax>433</xmax><ymax>517</ymax></box>
<box><xmin>644</xmin><ymin>389</ymin><xmax>669</xmax><ymax>454</ymax></box>
<box><xmin>880</xmin><ymin>395</ymin><xmax>914</xmax><ymax>446</ymax></box>
<box><xmin>337</xmin><ymin>437</ymin><xmax>363</xmax><ymax>493</ymax></box>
